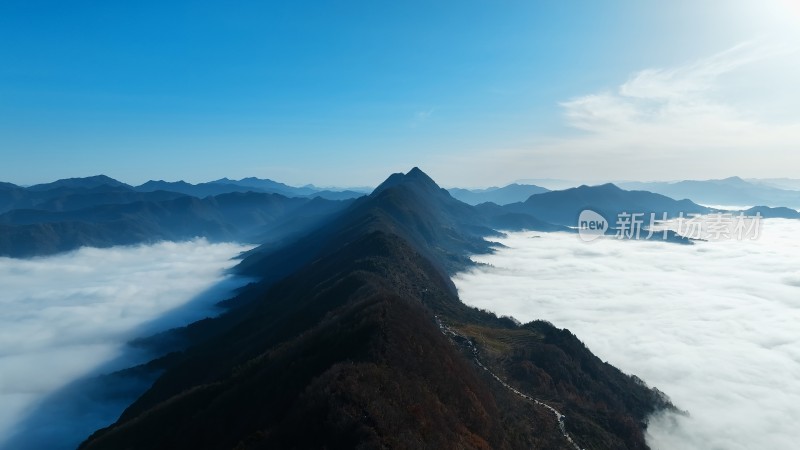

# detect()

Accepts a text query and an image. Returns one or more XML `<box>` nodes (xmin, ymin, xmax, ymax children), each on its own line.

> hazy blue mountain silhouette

<box><xmin>0</xmin><ymin>174</ymin><xmax>373</xmax><ymax>257</ymax></box>
<box><xmin>751</xmin><ymin>178</ymin><xmax>800</xmax><ymax>191</ymax></box>
<box><xmin>448</xmin><ymin>183</ymin><xmax>549</xmax><ymax>205</ymax></box>
<box><xmin>27</xmin><ymin>175</ymin><xmax>133</xmax><ymax>192</ymax></box>
<box><xmin>210</xmin><ymin>177</ymin><xmax>317</xmax><ymax>196</ymax></box>
<box><xmin>502</xmin><ymin>183</ymin><xmax>710</xmax><ymax>226</ymax></box>
<box><xmin>135</xmin><ymin>180</ymin><xmax>240</xmax><ymax>197</ymax></box>
<box><xmin>137</xmin><ymin>177</ymin><xmax>366</xmax><ymax>200</ymax></box>
<box><xmin>1</xmin><ymin>179</ymin><xmax>176</xmax><ymax>214</ymax></box>
<box><xmin>620</xmin><ymin>176</ymin><xmax>800</xmax><ymax>208</ymax></box>
<box><xmin>742</xmin><ymin>205</ymin><xmax>800</xmax><ymax>219</ymax></box>
<box><xmin>3</xmin><ymin>173</ymin><xmax>741</xmax><ymax>257</ymax></box>
<box><xmin>0</xmin><ymin>192</ymin><xmax>353</xmax><ymax>258</ymax></box>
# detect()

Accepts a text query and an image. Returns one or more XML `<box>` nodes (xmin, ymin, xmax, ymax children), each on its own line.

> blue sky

<box><xmin>1</xmin><ymin>0</ymin><xmax>798</xmax><ymax>187</ymax></box>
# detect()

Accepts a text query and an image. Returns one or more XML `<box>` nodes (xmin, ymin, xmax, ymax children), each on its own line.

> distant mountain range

<box><xmin>0</xmin><ymin>192</ymin><xmax>353</xmax><ymax>258</ymax></box>
<box><xmin>7</xmin><ymin>172</ymin><xmax>800</xmax><ymax>258</ymax></box>
<box><xmin>742</xmin><ymin>205</ymin><xmax>800</xmax><ymax>219</ymax></box>
<box><xmin>0</xmin><ymin>174</ymin><xmax>570</xmax><ymax>259</ymax></box>
<box><xmin>0</xmin><ymin>174</ymin><xmax>367</xmax><ymax>258</ymax></box>
<box><xmin>447</xmin><ymin>183</ymin><xmax>549</xmax><ymax>205</ymax></box>
<box><xmin>619</xmin><ymin>176</ymin><xmax>800</xmax><ymax>209</ymax></box>
<box><xmin>72</xmin><ymin>168</ymin><xmax>674</xmax><ymax>450</ymax></box>
<box><xmin>0</xmin><ymin>175</ymin><xmax>366</xmax><ymax>215</ymax></box>
<box><xmin>487</xmin><ymin>183</ymin><xmax>707</xmax><ymax>226</ymax></box>
<box><xmin>136</xmin><ymin>177</ymin><xmax>368</xmax><ymax>200</ymax></box>
<box><xmin>747</xmin><ymin>178</ymin><xmax>800</xmax><ymax>191</ymax></box>
<box><xmin>26</xmin><ymin>174</ymin><xmax>132</xmax><ymax>191</ymax></box>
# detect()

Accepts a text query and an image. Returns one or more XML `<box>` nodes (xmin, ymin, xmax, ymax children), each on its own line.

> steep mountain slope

<box><xmin>237</xmin><ymin>168</ymin><xmax>565</xmax><ymax>282</ymax></box>
<box><xmin>232</xmin><ymin>168</ymin><xmax>494</xmax><ymax>287</ymax></box>
<box><xmin>78</xmin><ymin>168</ymin><xmax>672</xmax><ymax>450</ymax></box>
<box><xmin>449</xmin><ymin>183</ymin><xmax>549</xmax><ymax>205</ymax></box>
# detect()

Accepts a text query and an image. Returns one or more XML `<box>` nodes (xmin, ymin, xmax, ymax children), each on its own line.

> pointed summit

<box><xmin>718</xmin><ymin>176</ymin><xmax>748</xmax><ymax>186</ymax></box>
<box><xmin>406</xmin><ymin>166</ymin><xmax>429</xmax><ymax>179</ymax></box>
<box><xmin>372</xmin><ymin>167</ymin><xmax>444</xmax><ymax>196</ymax></box>
<box><xmin>239</xmin><ymin>167</ymin><xmax>489</xmax><ymax>278</ymax></box>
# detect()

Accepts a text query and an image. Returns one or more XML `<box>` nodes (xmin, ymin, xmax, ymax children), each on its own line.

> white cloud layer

<box><xmin>453</xmin><ymin>220</ymin><xmax>800</xmax><ymax>450</ymax></box>
<box><xmin>0</xmin><ymin>240</ymin><xmax>253</xmax><ymax>448</ymax></box>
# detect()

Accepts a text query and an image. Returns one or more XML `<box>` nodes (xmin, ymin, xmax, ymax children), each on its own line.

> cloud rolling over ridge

<box><xmin>453</xmin><ymin>221</ymin><xmax>800</xmax><ymax>450</ymax></box>
<box><xmin>0</xmin><ymin>239</ymin><xmax>253</xmax><ymax>449</ymax></box>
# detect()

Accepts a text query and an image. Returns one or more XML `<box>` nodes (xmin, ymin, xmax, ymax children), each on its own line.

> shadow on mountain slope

<box><xmin>76</xmin><ymin>168</ymin><xmax>674</xmax><ymax>450</ymax></box>
<box><xmin>0</xmin><ymin>273</ymin><xmax>255</xmax><ymax>450</ymax></box>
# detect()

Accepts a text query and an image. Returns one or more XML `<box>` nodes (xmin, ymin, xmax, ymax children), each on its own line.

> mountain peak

<box><xmin>719</xmin><ymin>176</ymin><xmax>749</xmax><ymax>185</ymax></box>
<box><xmin>406</xmin><ymin>167</ymin><xmax>439</xmax><ymax>185</ymax></box>
<box><xmin>373</xmin><ymin>167</ymin><xmax>442</xmax><ymax>195</ymax></box>
<box><xmin>406</xmin><ymin>166</ymin><xmax>425</xmax><ymax>177</ymax></box>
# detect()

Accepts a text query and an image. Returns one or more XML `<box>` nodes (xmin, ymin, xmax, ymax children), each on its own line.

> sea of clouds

<box><xmin>0</xmin><ymin>239</ymin><xmax>253</xmax><ymax>449</ymax></box>
<box><xmin>453</xmin><ymin>219</ymin><xmax>800</xmax><ymax>450</ymax></box>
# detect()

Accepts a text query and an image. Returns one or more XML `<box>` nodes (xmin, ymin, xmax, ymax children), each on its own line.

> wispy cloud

<box><xmin>411</xmin><ymin>108</ymin><xmax>435</xmax><ymax>127</ymax></box>
<box><xmin>561</xmin><ymin>40</ymin><xmax>792</xmax><ymax>133</ymax></box>
<box><xmin>435</xmin><ymin>40</ymin><xmax>800</xmax><ymax>184</ymax></box>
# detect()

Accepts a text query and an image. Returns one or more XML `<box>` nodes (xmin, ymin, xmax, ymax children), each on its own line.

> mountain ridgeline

<box><xmin>447</xmin><ymin>183</ymin><xmax>550</xmax><ymax>205</ymax></box>
<box><xmin>619</xmin><ymin>176</ymin><xmax>800</xmax><ymax>209</ymax></box>
<box><xmin>77</xmin><ymin>168</ymin><xmax>674</xmax><ymax>450</ymax></box>
<box><xmin>0</xmin><ymin>174</ymin><xmax>367</xmax><ymax>216</ymax></box>
<box><xmin>7</xmin><ymin>171</ymin><xmax>793</xmax><ymax>258</ymax></box>
<box><xmin>499</xmin><ymin>183</ymin><xmax>710</xmax><ymax>226</ymax></box>
<box><xmin>0</xmin><ymin>176</ymin><xmax>365</xmax><ymax>258</ymax></box>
